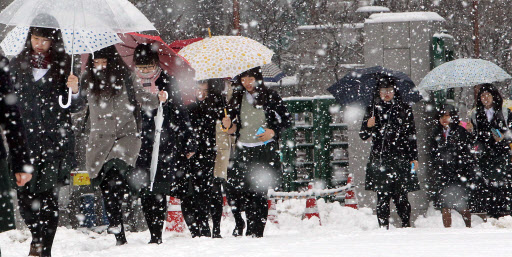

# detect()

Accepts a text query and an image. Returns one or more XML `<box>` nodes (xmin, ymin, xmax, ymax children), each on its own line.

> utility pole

<box><xmin>233</xmin><ymin>0</ymin><xmax>241</xmax><ymax>36</ymax></box>
<box><xmin>473</xmin><ymin>0</ymin><xmax>480</xmax><ymax>58</ymax></box>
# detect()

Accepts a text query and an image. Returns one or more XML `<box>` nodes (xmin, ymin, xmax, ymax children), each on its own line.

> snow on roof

<box><xmin>297</xmin><ymin>23</ymin><xmax>364</xmax><ymax>30</ymax></box>
<box><xmin>365</xmin><ymin>12</ymin><xmax>445</xmax><ymax>24</ymax></box>
<box><xmin>356</xmin><ymin>6</ymin><xmax>390</xmax><ymax>13</ymax></box>
<box><xmin>433</xmin><ymin>32</ymin><xmax>454</xmax><ymax>39</ymax></box>
<box><xmin>266</xmin><ymin>75</ymin><xmax>298</xmax><ymax>87</ymax></box>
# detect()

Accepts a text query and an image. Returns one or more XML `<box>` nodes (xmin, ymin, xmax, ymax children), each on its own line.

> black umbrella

<box><xmin>327</xmin><ymin>66</ymin><xmax>423</xmax><ymax>108</ymax></box>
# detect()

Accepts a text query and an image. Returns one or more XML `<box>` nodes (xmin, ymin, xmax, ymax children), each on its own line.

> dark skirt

<box><xmin>228</xmin><ymin>141</ymin><xmax>282</xmax><ymax>194</ymax></box>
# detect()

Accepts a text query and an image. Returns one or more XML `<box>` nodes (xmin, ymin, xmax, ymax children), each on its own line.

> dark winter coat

<box><xmin>227</xmin><ymin>86</ymin><xmax>290</xmax><ymax>192</ymax></box>
<box><xmin>0</xmin><ymin>56</ymin><xmax>30</xmax><ymax>232</ymax></box>
<box><xmin>135</xmin><ymin>72</ymin><xmax>197</xmax><ymax>194</ymax></box>
<box><xmin>227</xmin><ymin>86</ymin><xmax>292</xmax><ymax>142</ymax></box>
<box><xmin>74</xmin><ymin>73</ymin><xmax>159</xmax><ymax>180</ymax></box>
<box><xmin>187</xmin><ymin>94</ymin><xmax>224</xmax><ymax>155</ymax></box>
<box><xmin>10</xmin><ymin>55</ymin><xmax>77</xmax><ymax>193</ymax></box>
<box><xmin>470</xmin><ymin>107</ymin><xmax>510</xmax><ymax>182</ymax></box>
<box><xmin>430</xmin><ymin>123</ymin><xmax>474</xmax><ymax>207</ymax></box>
<box><xmin>360</xmin><ymin>100</ymin><xmax>420</xmax><ymax>193</ymax></box>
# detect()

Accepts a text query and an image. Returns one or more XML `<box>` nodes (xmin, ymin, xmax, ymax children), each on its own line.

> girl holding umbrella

<box><xmin>68</xmin><ymin>46</ymin><xmax>167</xmax><ymax>245</ymax></box>
<box><xmin>223</xmin><ymin>67</ymin><xmax>291</xmax><ymax>237</ymax></box>
<box><xmin>10</xmin><ymin>24</ymin><xmax>77</xmax><ymax>256</ymax></box>
<box><xmin>131</xmin><ymin>43</ymin><xmax>196</xmax><ymax>244</ymax></box>
<box><xmin>466</xmin><ymin>83</ymin><xmax>511</xmax><ymax>219</ymax></box>
<box><xmin>359</xmin><ymin>75</ymin><xmax>420</xmax><ymax>229</ymax></box>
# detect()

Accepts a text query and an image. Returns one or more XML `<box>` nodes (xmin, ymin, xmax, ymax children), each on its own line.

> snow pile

<box><xmin>3</xmin><ymin>200</ymin><xmax>512</xmax><ymax>256</ymax></box>
<box><xmin>356</xmin><ymin>6</ymin><xmax>390</xmax><ymax>13</ymax></box>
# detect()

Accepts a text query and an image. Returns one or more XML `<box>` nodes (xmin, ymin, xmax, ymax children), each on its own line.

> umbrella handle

<box><xmin>59</xmin><ymin>88</ymin><xmax>73</xmax><ymax>109</ymax></box>
<box><xmin>221</xmin><ymin>108</ymin><xmax>229</xmax><ymax>132</ymax></box>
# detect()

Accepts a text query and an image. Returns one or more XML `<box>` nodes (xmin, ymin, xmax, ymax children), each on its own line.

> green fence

<box><xmin>281</xmin><ymin>96</ymin><xmax>349</xmax><ymax>192</ymax></box>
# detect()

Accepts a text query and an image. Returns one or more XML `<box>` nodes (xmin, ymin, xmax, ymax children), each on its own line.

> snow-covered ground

<box><xmin>2</xmin><ymin>199</ymin><xmax>512</xmax><ymax>257</ymax></box>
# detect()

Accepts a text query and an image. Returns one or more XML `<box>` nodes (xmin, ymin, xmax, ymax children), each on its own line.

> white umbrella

<box><xmin>418</xmin><ymin>59</ymin><xmax>512</xmax><ymax>91</ymax></box>
<box><xmin>1</xmin><ymin>26</ymin><xmax>122</xmax><ymax>56</ymax></box>
<box><xmin>0</xmin><ymin>0</ymin><xmax>157</xmax><ymax>108</ymax></box>
<box><xmin>149</xmin><ymin>102</ymin><xmax>164</xmax><ymax>192</ymax></box>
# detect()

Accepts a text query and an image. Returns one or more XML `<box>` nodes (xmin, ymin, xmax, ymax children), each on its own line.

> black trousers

<box><xmin>180</xmin><ymin>151</ymin><xmax>215</xmax><ymax>237</ymax></box>
<box><xmin>376</xmin><ymin>190</ymin><xmax>411</xmax><ymax>228</ymax></box>
<box><xmin>99</xmin><ymin>166</ymin><xmax>129</xmax><ymax>242</ymax></box>
<box><xmin>140</xmin><ymin>190</ymin><xmax>166</xmax><ymax>241</ymax></box>
<box><xmin>210</xmin><ymin>177</ymin><xmax>226</xmax><ymax>235</ymax></box>
<box><xmin>18</xmin><ymin>189</ymin><xmax>59</xmax><ymax>256</ymax></box>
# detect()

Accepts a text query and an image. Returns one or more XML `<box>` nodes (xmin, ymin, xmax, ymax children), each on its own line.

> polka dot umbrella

<box><xmin>0</xmin><ymin>26</ymin><xmax>122</xmax><ymax>56</ymax></box>
<box><xmin>178</xmin><ymin>35</ymin><xmax>274</xmax><ymax>81</ymax></box>
<box><xmin>418</xmin><ymin>59</ymin><xmax>512</xmax><ymax>91</ymax></box>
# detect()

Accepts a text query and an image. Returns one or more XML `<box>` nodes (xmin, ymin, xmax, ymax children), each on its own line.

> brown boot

<box><xmin>28</xmin><ymin>243</ymin><xmax>42</xmax><ymax>256</ymax></box>
<box><xmin>442</xmin><ymin>208</ymin><xmax>452</xmax><ymax>228</ymax></box>
<box><xmin>460</xmin><ymin>209</ymin><xmax>472</xmax><ymax>228</ymax></box>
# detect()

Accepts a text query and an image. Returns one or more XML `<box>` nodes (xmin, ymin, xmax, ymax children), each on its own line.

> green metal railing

<box><xmin>281</xmin><ymin>96</ymin><xmax>348</xmax><ymax>192</ymax></box>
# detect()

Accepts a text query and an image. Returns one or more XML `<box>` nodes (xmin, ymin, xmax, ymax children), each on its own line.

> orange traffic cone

<box><xmin>267</xmin><ymin>197</ymin><xmax>279</xmax><ymax>225</ymax></box>
<box><xmin>165</xmin><ymin>197</ymin><xmax>185</xmax><ymax>233</ymax></box>
<box><xmin>222</xmin><ymin>193</ymin><xmax>232</xmax><ymax>218</ymax></box>
<box><xmin>345</xmin><ymin>173</ymin><xmax>358</xmax><ymax>209</ymax></box>
<box><xmin>303</xmin><ymin>183</ymin><xmax>321</xmax><ymax>225</ymax></box>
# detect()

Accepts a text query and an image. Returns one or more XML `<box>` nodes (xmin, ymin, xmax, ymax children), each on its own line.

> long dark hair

<box><xmin>196</xmin><ymin>79</ymin><xmax>224</xmax><ymax>107</ymax></box>
<box><xmin>229</xmin><ymin>66</ymin><xmax>270</xmax><ymax>107</ymax></box>
<box><xmin>476</xmin><ymin>83</ymin><xmax>502</xmax><ymax>113</ymax></box>
<box><xmin>12</xmin><ymin>26</ymin><xmax>70</xmax><ymax>80</ymax></box>
<box><xmin>82</xmin><ymin>46</ymin><xmax>131</xmax><ymax>100</ymax></box>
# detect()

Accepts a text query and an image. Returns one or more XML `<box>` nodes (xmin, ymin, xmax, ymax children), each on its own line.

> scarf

<box><xmin>136</xmin><ymin>67</ymin><xmax>162</xmax><ymax>94</ymax></box>
<box><xmin>31</xmin><ymin>52</ymin><xmax>51</xmax><ymax>69</ymax></box>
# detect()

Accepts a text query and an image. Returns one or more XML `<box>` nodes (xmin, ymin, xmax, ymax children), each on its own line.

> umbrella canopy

<box><xmin>1</xmin><ymin>26</ymin><xmax>122</xmax><ymax>55</ymax></box>
<box><xmin>114</xmin><ymin>32</ymin><xmax>196</xmax><ymax>104</ymax></box>
<box><xmin>418</xmin><ymin>59</ymin><xmax>512</xmax><ymax>91</ymax></box>
<box><xmin>169</xmin><ymin>37</ymin><xmax>203</xmax><ymax>52</ymax></box>
<box><xmin>0</xmin><ymin>0</ymin><xmax>155</xmax><ymax>33</ymax></box>
<box><xmin>262</xmin><ymin>63</ymin><xmax>286</xmax><ymax>83</ymax></box>
<box><xmin>178</xmin><ymin>36</ymin><xmax>273</xmax><ymax>81</ymax></box>
<box><xmin>327</xmin><ymin>66</ymin><xmax>423</xmax><ymax>107</ymax></box>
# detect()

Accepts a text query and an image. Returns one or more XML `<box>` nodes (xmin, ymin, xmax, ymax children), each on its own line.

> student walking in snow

<box><xmin>181</xmin><ymin>79</ymin><xmax>224</xmax><ymax>237</ymax></box>
<box><xmin>223</xmin><ymin>67</ymin><xmax>291</xmax><ymax>237</ymax></box>
<box><xmin>466</xmin><ymin>83</ymin><xmax>511</xmax><ymax>219</ymax></box>
<box><xmin>131</xmin><ymin>43</ymin><xmax>196</xmax><ymax>244</ymax></box>
<box><xmin>0</xmin><ymin>55</ymin><xmax>31</xmax><ymax>256</ymax></box>
<box><xmin>209</xmin><ymin>79</ymin><xmax>234</xmax><ymax>238</ymax></box>
<box><xmin>10</xmin><ymin>20</ymin><xmax>78</xmax><ymax>256</ymax></box>
<box><xmin>430</xmin><ymin>106</ymin><xmax>473</xmax><ymax>227</ymax></box>
<box><xmin>360</xmin><ymin>75</ymin><xmax>420</xmax><ymax>229</ymax></box>
<box><xmin>69</xmin><ymin>46</ymin><xmax>167</xmax><ymax>245</ymax></box>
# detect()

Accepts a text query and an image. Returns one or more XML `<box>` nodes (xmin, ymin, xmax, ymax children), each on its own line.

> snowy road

<box><xmin>2</xmin><ymin>199</ymin><xmax>512</xmax><ymax>257</ymax></box>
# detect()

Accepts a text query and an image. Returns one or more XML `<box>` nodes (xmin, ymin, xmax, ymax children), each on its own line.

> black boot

<box><xmin>108</xmin><ymin>225</ymin><xmax>127</xmax><ymax>246</ymax></box>
<box><xmin>233</xmin><ymin>219</ymin><xmax>245</xmax><ymax>237</ymax></box>
<box><xmin>148</xmin><ymin>237</ymin><xmax>163</xmax><ymax>244</ymax></box>
<box><xmin>212</xmin><ymin>226</ymin><xmax>222</xmax><ymax>238</ymax></box>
